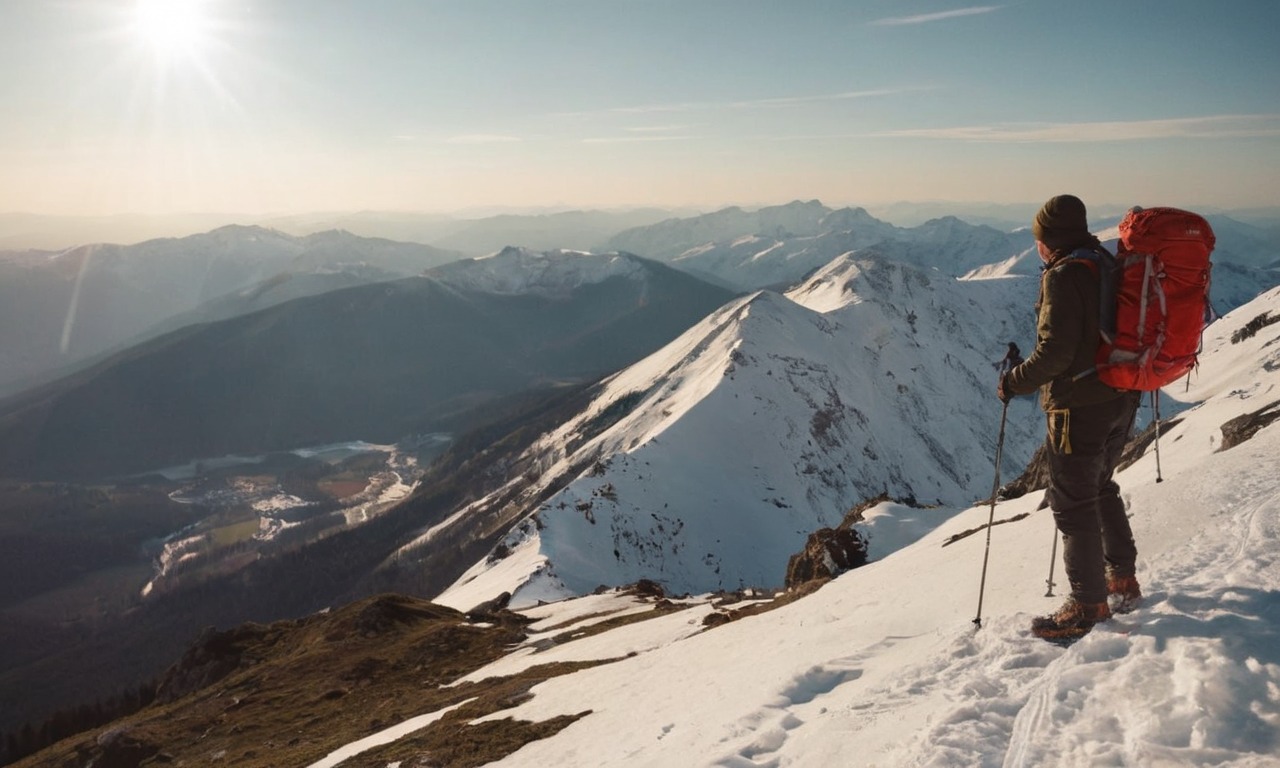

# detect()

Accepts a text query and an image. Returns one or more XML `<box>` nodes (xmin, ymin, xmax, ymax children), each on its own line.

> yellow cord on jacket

<box><xmin>1047</xmin><ymin>408</ymin><xmax>1072</xmax><ymax>454</ymax></box>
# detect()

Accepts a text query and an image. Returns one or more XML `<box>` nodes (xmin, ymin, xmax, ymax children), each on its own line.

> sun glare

<box><xmin>134</xmin><ymin>0</ymin><xmax>209</xmax><ymax>54</ymax></box>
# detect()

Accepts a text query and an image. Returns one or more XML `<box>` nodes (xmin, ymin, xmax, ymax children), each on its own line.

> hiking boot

<box><xmin>1107</xmin><ymin>574</ymin><xmax>1143</xmax><ymax>615</ymax></box>
<box><xmin>1031</xmin><ymin>598</ymin><xmax>1110</xmax><ymax>642</ymax></box>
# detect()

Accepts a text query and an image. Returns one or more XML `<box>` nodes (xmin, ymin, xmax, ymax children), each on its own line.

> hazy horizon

<box><xmin>3</xmin><ymin>1</ymin><xmax>1278</xmax><ymax>220</ymax></box>
<box><xmin>5</xmin><ymin>197</ymin><xmax>1280</xmax><ymax>252</ymax></box>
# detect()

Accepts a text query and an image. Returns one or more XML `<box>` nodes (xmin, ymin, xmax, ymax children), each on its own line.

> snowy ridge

<box><xmin>429</xmin><ymin>246</ymin><xmax>648</xmax><ymax>298</ymax></box>
<box><xmin>432</xmin><ymin>256</ymin><xmax>1045</xmax><ymax>607</ymax></box>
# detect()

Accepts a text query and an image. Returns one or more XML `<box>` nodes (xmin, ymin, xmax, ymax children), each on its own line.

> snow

<box><xmin>305</xmin><ymin>698</ymin><xmax>474</xmax><ymax>768</ymax></box>
<box><xmin>250</xmin><ymin>493</ymin><xmax>313</xmax><ymax>513</ymax></box>
<box><xmin>436</xmin><ymin>524</ymin><xmax>556</xmax><ymax>612</ymax></box>
<box><xmin>430</xmin><ymin>247</ymin><xmax>646</xmax><ymax>298</ymax></box>
<box><xmin>431</xmin><ymin>256</ymin><xmax>1046</xmax><ymax>605</ymax></box>
<box><xmin>455</xmin><ymin>593</ymin><xmax>714</xmax><ymax>685</ymax></box>
<box><xmin>322</xmin><ymin>286</ymin><xmax>1280</xmax><ymax>767</ymax></box>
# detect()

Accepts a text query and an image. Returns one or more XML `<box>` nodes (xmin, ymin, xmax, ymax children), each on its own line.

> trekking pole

<box><xmin>1044</xmin><ymin>527</ymin><xmax>1058</xmax><ymax>597</ymax></box>
<box><xmin>1151</xmin><ymin>391</ymin><xmax>1164</xmax><ymax>483</ymax></box>
<box><xmin>972</xmin><ymin>399</ymin><xmax>1009</xmax><ymax>629</ymax></box>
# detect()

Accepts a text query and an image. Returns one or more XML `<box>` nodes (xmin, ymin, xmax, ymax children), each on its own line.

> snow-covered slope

<box><xmin>428</xmin><ymin>256</ymin><xmax>1044</xmax><ymax>607</ymax></box>
<box><xmin>323</xmin><ymin>286</ymin><xmax>1280</xmax><ymax>768</ymax></box>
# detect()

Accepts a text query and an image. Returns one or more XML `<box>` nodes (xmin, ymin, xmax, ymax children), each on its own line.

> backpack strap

<box><xmin>1054</xmin><ymin>246</ymin><xmax>1119</xmax><ymax>384</ymax></box>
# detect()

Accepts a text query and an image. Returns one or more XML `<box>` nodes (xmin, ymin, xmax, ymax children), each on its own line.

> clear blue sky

<box><xmin>2</xmin><ymin>0</ymin><xmax>1277</xmax><ymax>215</ymax></box>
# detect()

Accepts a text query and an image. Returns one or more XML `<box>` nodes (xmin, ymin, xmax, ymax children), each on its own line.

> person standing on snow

<box><xmin>997</xmin><ymin>194</ymin><xmax>1143</xmax><ymax>641</ymax></box>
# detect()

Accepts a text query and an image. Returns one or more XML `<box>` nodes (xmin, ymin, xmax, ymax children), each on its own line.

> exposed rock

<box><xmin>941</xmin><ymin>511</ymin><xmax>1031</xmax><ymax>548</ymax></box>
<box><xmin>702</xmin><ymin>612</ymin><xmax>732</xmax><ymax>629</ymax></box>
<box><xmin>347</xmin><ymin>593</ymin><xmax>460</xmax><ymax>637</ymax></box>
<box><xmin>73</xmin><ymin>727</ymin><xmax>162</xmax><ymax>768</ymax></box>
<box><xmin>1117</xmin><ymin>416</ymin><xmax>1184</xmax><ymax>473</ymax></box>
<box><xmin>152</xmin><ymin>624</ymin><xmax>267</xmax><ymax>705</ymax></box>
<box><xmin>467</xmin><ymin>591</ymin><xmax>513</xmax><ymax>618</ymax></box>
<box><xmin>626</xmin><ymin>579</ymin><xmax>666</xmax><ymax>599</ymax></box>
<box><xmin>1220</xmin><ymin>400</ymin><xmax>1280</xmax><ymax>451</ymax></box>
<box><xmin>1231</xmin><ymin>311</ymin><xmax>1278</xmax><ymax>344</ymax></box>
<box><xmin>784</xmin><ymin>527</ymin><xmax>868</xmax><ymax>588</ymax></box>
<box><xmin>995</xmin><ymin>443</ymin><xmax>1051</xmax><ymax>502</ymax></box>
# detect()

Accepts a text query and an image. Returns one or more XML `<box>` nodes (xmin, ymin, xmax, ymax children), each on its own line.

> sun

<box><xmin>133</xmin><ymin>0</ymin><xmax>210</xmax><ymax>55</ymax></box>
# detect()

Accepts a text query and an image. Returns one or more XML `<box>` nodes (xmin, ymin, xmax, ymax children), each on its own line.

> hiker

<box><xmin>996</xmin><ymin>194</ymin><xmax>1143</xmax><ymax>641</ymax></box>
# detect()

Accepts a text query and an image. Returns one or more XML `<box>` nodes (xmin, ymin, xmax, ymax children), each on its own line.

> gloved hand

<box><xmin>997</xmin><ymin>372</ymin><xmax>1015</xmax><ymax>403</ymax></box>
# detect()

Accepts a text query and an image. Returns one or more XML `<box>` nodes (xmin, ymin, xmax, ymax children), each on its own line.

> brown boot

<box><xmin>1031</xmin><ymin>598</ymin><xmax>1111</xmax><ymax>642</ymax></box>
<box><xmin>1107</xmin><ymin>574</ymin><xmax>1143</xmax><ymax>614</ymax></box>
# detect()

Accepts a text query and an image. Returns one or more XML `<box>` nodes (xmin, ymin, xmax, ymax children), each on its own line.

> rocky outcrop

<box><xmin>74</xmin><ymin>727</ymin><xmax>163</xmax><ymax>768</ymax></box>
<box><xmin>152</xmin><ymin>623</ymin><xmax>271</xmax><ymax>705</ymax></box>
<box><xmin>1220</xmin><ymin>400</ymin><xmax>1280</xmax><ymax>451</ymax></box>
<box><xmin>784</xmin><ymin>527</ymin><xmax>868</xmax><ymax>588</ymax></box>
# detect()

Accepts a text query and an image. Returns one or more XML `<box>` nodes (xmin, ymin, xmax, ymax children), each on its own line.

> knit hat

<box><xmin>1032</xmin><ymin>194</ymin><xmax>1090</xmax><ymax>251</ymax></box>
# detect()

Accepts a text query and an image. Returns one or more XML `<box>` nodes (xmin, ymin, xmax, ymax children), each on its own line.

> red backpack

<box><xmin>1096</xmin><ymin>207</ymin><xmax>1216</xmax><ymax>391</ymax></box>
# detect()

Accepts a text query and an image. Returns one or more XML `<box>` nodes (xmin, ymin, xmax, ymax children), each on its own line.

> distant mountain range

<box><xmin>0</xmin><ymin>208</ymin><xmax>690</xmax><ymax>253</ymax></box>
<box><xmin>0</xmin><ymin>226</ymin><xmax>465</xmax><ymax>397</ymax></box>
<box><xmin>5</xmin><ymin>204</ymin><xmax>1273</xmax><ymax>399</ymax></box>
<box><xmin>0</xmin><ymin>249</ymin><xmax>734</xmax><ymax>479</ymax></box>
<box><xmin>603</xmin><ymin>201</ymin><xmax>1280</xmax><ymax>295</ymax></box>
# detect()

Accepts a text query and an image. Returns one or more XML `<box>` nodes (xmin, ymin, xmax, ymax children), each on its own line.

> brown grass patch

<box><xmin>16</xmin><ymin>596</ymin><xmax>614</xmax><ymax>768</ymax></box>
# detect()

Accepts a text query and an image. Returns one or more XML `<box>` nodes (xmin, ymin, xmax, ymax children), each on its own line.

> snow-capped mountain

<box><xmin>603</xmin><ymin>200</ymin><xmax>844</xmax><ymax>261</ymax></box>
<box><xmin>419</xmin><ymin>256</ymin><xmax>1044</xmax><ymax>607</ymax></box>
<box><xmin>428</xmin><ymin>246</ymin><xmax>651</xmax><ymax>298</ymax></box>
<box><xmin>606</xmin><ymin>202</ymin><xmax>1031</xmax><ymax>291</ymax></box>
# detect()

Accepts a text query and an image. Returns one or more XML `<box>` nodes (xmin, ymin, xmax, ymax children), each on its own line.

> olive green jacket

<box><xmin>1003</xmin><ymin>249</ymin><xmax>1124</xmax><ymax>411</ymax></box>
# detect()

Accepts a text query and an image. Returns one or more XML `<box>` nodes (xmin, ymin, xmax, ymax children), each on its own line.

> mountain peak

<box><xmin>430</xmin><ymin>262</ymin><xmax>1043</xmax><ymax>606</ymax></box>
<box><xmin>202</xmin><ymin>223</ymin><xmax>289</xmax><ymax>241</ymax></box>
<box><xmin>432</xmin><ymin>248</ymin><xmax>647</xmax><ymax>298</ymax></box>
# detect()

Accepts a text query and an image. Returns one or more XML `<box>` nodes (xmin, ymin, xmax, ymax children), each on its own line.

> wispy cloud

<box><xmin>625</xmin><ymin>125</ymin><xmax>691</xmax><ymax>133</ymax></box>
<box><xmin>444</xmin><ymin>134</ymin><xmax>524</xmax><ymax>144</ymax></box>
<box><xmin>391</xmin><ymin>133</ymin><xmax>525</xmax><ymax>144</ymax></box>
<box><xmin>551</xmin><ymin>89</ymin><xmax>908</xmax><ymax>119</ymax></box>
<box><xmin>874</xmin><ymin>115</ymin><xmax>1280</xmax><ymax>142</ymax></box>
<box><xmin>581</xmin><ymin>135</ymin><xmax>693</xmax><ymax>145</ymax></box>
<box><xmin>611</xmin><ymin>89</ymin><xmax>905</xmax><ymax>115</ymax></box>
<box><xmin>870</xmin><ymin>6</ymin><xmax>1002</xmax><ymax>26</ymax></box>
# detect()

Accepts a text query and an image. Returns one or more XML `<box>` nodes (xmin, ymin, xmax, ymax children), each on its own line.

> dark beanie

<box><xmin>1032</xmin><ymin>194</ymin><xmax>1091</xmax><ymax>251</ymax></box>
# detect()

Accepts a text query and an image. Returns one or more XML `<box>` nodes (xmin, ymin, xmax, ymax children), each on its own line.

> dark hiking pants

<box><xmin>1044</xmin><ymin>391</ymin><xmax>1142</xmax><ymax>605</ymax></box>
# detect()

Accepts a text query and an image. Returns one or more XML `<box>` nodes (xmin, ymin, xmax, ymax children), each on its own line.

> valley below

<box><xmin>0</xmin><ymin>434</ymin><xmax>452</xmax><ymax>736</ymax></box>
